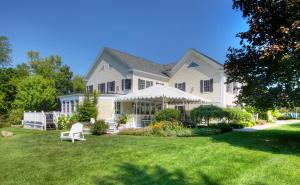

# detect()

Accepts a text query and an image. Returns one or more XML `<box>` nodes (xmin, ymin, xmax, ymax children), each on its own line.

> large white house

<box><xmin>59</xmin><ymin>47</ymin><xmax>239</xmax><ymax>128</ymax></box>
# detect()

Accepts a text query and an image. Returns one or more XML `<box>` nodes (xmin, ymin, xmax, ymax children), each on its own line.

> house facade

<box><xmin>59</xmin><ymin>47</ymin><xmax>239</xmax><ymax>127</ymax></box>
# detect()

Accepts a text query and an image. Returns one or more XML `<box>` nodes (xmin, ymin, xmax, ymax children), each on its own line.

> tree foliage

<box><xmin>190</xmin><ymin>105</ymin><xmax>227</xmax><ymax>126</ymax></box>
<box><xmin>72</xmin><ymin>75</ymin><xmax>86</xmax><ymax>93</ymax></box>
<box><xmin>14</xmin><ymin>75</ymin><xmax>57</xmax><ymax>111</ymax></box>
<box><xmin>0</xmin><ymin>36</ymin><xmax>12</xmax><ymax>68</ymax></box>
<box><xmin>77</xmin><ymin>91</ymin><xmax>98</xmax><ymax>122</ymax></box>
<box><xmin>225</xmin><ymin>0</ymin><xmax>300</xmax><ymax>109</ymax></box>
<box><xmin>0</xmin><ymin>68</ymin><xmax>18</xmax><ymax>113</ymax></box>
<box><xmin>26</xmin><ymin>51</ymin><xmax>73</xmax><ymax>95</ymax></box>
<box><xmin>154</xmin><ymin>109</ymin><xmax>181</xmax><ymax>122</ymax></box>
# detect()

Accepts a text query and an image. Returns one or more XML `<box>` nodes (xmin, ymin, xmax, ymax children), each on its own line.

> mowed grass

<box><xmin>1</xmin><ymin>124</ymin><xmax>300</xmax><ymax>185</ymax></box>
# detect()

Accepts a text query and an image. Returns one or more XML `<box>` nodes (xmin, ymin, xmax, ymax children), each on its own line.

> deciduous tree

<box><xmin>225</xmin><ymin>0</ymin><xmax>300</xmax><ymax>109</ymax></box>
<box><xmin>0</xmin><ymin>36</ymin><xmax>11</xmax><ymax>68</ymax></box>
<box><xmin>14</xmin><ymin>75</ymin><xmax>57</xmax><ymax>111</ymax></box>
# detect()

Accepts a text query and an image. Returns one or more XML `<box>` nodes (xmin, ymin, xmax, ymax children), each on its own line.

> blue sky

<box><xmin>0</xmin><ymin>0</ymin><xmax>247</xmax><ymax>75</ymax></box>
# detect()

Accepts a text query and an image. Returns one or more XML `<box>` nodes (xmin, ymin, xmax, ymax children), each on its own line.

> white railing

<box><xmin>22</xmin><ymin>111</ymin><xmax>62</xmax><ymax>130</ymax></box>
<box><xmin>52</xmin><ymin>111</ymin><xmax>62</xmax><ymax>128</ymax></box>
<box><xmin>22</xmin><ymin>111</ymin><xmax>47</xmax><ymax>130</ymax></box>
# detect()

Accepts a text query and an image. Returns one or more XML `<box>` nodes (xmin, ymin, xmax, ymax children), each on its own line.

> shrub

<box><xmin>7</xmin><ymin>108</ymin><xmax>23</xmax><ymax>125</ymax></box>
<box><xmin>0</xmin><ymin>114</ymin><xmax>9</xmax><ymax>128</ymax></box>
<box><xmin>119</xmin><ymin>121</ymin><xmax>192</xmax><ymax>137</ymax></box>
<box><xmin>209</xmin><ymin>122</ymin><xmax>233</xmax><ymax>133</ymax></box>
<box><xmin>58</xmin><ymin>115</ymin><xmax>71</xmax><ymax>130</ymax></box>
<box><xmin>154</xmin><ymin>109</ymin><xmax>181</xmax><ymax>122</ymax></box>
<box><xmin>117</xmin><ymin>114</ymin><xmax>131</xmax><ymax>127</ymax></box>
<box><xmin>190</xmin><ymin>105</ymin><xmax>227</xmax><ymax>126</ymax></box>
<box><xmin>182</xmin><ymin>120</ymin><xmax>197</xmax><ymax>128</ymax></box>
<box><xmin>259</xmin><ymin>111</ymin><xmax>274</xmax><ymax>122</ymax></box>
<box><xmin>255</xmin><ymin>119</ymin><xmax>267</xmax><ymax>125</ymax></box>
<box><xmin>271</xmin><ymin>109</ymin><xmax>281</xmax><ymax>118</ymax></box>
<box><xmin>224</xmin><ymin>108</ymin><xmax>254</xmax><ymax>127</ymax></box>
<box><xmin>92</xmin><ymin>120</ymin><xmax>108</xmax><ymax>135</ymax></box>
<box><xmin>277</xmin><ymin>115</ymin><xmax>291</xmax><ymax>120</ymax></box>
<box><xmin>229</xmin><ymin>123</ymin><xmax>244</xmax><ymax>129</ymax></box>
<box><xmin>69</xmin><ymin>113</ymin><xmax>79</xmax><ymax>124</ymax></box>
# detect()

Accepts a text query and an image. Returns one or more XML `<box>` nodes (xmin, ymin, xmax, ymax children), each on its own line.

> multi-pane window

<box><xmin>175</xmin><ymin>82</ymin><xmax>186</xmax><ymax>91</ymax></box>
<box><xmin>200</xmin><ymin>79</ymin><xmax>213</xmax><ymax>93</ymax></box>
<box><xmin>138</xmin><ymin>79</ymin><xmax>145</xmax><ymax>90</ymax></box>
<box><xmin>86</xmin><ymin>85</ymin><xmax>93</xmax><ymax>93</ymax></box>
<box><xmin>98</xmin><ymin>83</ymin><xmax>106</xmax><ymax>93</ymax></box>
<box><xmin>133</xmin><ymin>102</ymin><xmax>162</xmax><ymax>115</ymax></box>
<box><xmin>122</xmin><ymin>79</ymin><xmax>132</xmax><ymax>90</ymax></box>
<box><xmin>138</xmin><ymin>79</ymin><xmax>153</xmax><ymax>90</ymax></box>
<box><xmin>71</xmin><ymin>100</ymin><xmax>75</xmax><ymax>113</ymax></box>
<box><xmin>203</xmin><ymin>80</ymin><xmax>210</xmax><ymax>92</ymax></box>
<box><xmin>62</xmin><ymin>101</ymin><xmax>65</xmax><ymax>113</ymax></box>
<box><xmin>66</xmin><ymin>102</ymin><xmax>69</xmax><ymax>113</ymax></box>
<box><xmin>107</xmin><ymin>81</ymin><xmax>115</xmax><ymax>92</ymax></box>
<box><xmin>146</xmin><ymin>81</ymin><xmax>153</xmax><ymax>88</ymax></box>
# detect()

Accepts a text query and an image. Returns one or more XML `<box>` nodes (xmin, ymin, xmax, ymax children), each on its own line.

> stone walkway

<box><xmin>233</xmin><ymin>120</ymin><xmax>300</xmax><ymax>132</ymax></box>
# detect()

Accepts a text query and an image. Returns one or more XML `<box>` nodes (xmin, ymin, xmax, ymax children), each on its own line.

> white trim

<box><xmin>220</xmin><ymin>73</ymin><xmax>226</xmax><ymax>107</ymax></box>
<box><xmin>169</xmin><ymin>49</ymin><xmax>223</xmax><ymax>77</ymax></box>
<box><xmin>128</xmin><ymin>69</ymin><xmax>170</xmax><ymax>80</ymax></box>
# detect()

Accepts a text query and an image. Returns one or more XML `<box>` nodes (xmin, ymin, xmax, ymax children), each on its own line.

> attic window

<box><xmin>188</xmin><ymin>61</ymin><xmax>199</xmax><ymax>68</ymax></box>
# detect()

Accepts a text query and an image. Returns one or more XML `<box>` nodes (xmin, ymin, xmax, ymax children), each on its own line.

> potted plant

<box><xmin>117</xmin><ymin>114</ymin><xmax>131</xmax><ymax>129</ymax></box>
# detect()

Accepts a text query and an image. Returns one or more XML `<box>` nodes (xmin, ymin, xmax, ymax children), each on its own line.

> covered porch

<box><xmin>114</xmin><ymin>85</ymin><xmax>209</xmax><ymax>128</ymax></box>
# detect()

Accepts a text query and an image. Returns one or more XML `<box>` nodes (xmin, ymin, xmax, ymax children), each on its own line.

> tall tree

<box><xmin>225</xmin><ymin>0</ymin><xmax>300</xmax><ymax>109</ymax></box>
<box><xmin>27</xmin><ymin>51</ymin><xmax>73</xmax><ymax>95</ymax></box>
<box><xmin>0</xmin><ymin>68</ymin><xmax>18</xmax><ymax>113</ymax></box>
<box><xmin>72</xmin><ymin>75</ymin><xmax>86</xmax><ymax>93</ymax></box>
<box><xmin>14</xmin><ymin>75</ymin><xmax>57</xmax><ymax>111</ymax></box>
<box><xmin>0</xmin><ymin>36</ymin><xmax>12</xmax><ymax>68</ymax></box>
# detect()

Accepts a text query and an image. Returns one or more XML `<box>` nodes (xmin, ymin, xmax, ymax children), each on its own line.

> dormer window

<box><xmin>188</xmin><ymin>61</ymin><xmax>199</xmax><ymax>68</ymax></box>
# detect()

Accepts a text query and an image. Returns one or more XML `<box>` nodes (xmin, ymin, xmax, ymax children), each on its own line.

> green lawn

<box><xmin>1</xmin><ymin>124</ymin><xmax>300</xmax><ymax>185</ymax></box>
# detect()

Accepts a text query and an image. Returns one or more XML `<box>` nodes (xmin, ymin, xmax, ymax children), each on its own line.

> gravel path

<box><xmin>233</xmin><ymin>120</ymin><xmax>300</xmax><ymax>132</ymax></box>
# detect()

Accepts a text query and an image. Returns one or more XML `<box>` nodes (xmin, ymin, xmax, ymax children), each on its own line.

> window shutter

<box><xmin>129</xmin><ymin>79</ymin><xmax>132</xmax><ymax>90</ymax></box>
<box><xmin>122</xmin><ymin>79</ymin><xmax>124</xmax><ymax>91</ymax></box>
<box><xmin>138</xmin><ymin>79</ymin><xmax>141</xmax><ymax>90</ymax></box>
<box><xmin>210</xmin><ymin>79</ymin><xmax>213</xmax><ymax>92</ymax></box>
<box><xmin>112</xmin><ymin>81</ymin><xmax>115</xmax><ymax>92</ymax></box>
<box><xmin>107</xmin><ymin>82</ymin><xmax>109</xmax><ymax>92</ymax></box>
<box><xmin>200</xmin><ymin>80</ymin><xmax>203</xmax><ymax>93</ymax></box>
<box><xmin>183</xmin><ymin>82</ymin><xmax>186</xmax><ymax>91</ymax></box>
<box><xmin>175</xmin><ymin>83</ymin><xmax>178</xmax><ymax>88</ymax></box>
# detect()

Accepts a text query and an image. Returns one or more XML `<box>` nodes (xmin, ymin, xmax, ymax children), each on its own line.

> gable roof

<box><xmin>104</xmin><ymin>47</ymin><xmax>170</xmax><ymax>78</ymax></box>
<box><xmin>169</xmin><ymin>48</ymin><xmax>223</xmax><ymax>77</ymax></box>
<box><xmin>86</xmin><ymin>47</ymin><xmax>223</xmax><ymax>80</ymax></box>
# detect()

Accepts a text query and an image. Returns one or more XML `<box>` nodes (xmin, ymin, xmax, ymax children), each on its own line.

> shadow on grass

<box><xmin>211</xmin><ymin>123</ymin><xmax>300</xmax><ymax>155</ymax></box>
<box><xmin>95</xmin><ymin>163</ymin><xmax>220</xmax><ymax>185</ymax></box>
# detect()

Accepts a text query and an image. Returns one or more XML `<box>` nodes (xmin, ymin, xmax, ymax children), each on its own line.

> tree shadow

<box><xmin>94</xmin><ymin>163</ymin><xmax>220</xmax><ymax>185</ymax></box>
<box><xmin>211</xmin><ymin>123</ymin><xmax>300</xmax><ymax>155</ymax></box>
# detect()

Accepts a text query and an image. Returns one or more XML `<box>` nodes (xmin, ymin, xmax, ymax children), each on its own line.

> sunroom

<box><xmin>114</xmin><ymin>85</ymin><xmax>209</xmax><ymax>128</ymax></box>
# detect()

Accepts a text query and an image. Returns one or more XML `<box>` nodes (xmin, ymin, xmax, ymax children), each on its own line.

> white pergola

<box><xmin>115</xmin><ymin>85</ymin><xmax>209</xmax><ymax>105</ymax></box>
<box><xmin>115</xmin><ymin>85</ymin><xmax>210</xmax><ymax>126</ymax></box>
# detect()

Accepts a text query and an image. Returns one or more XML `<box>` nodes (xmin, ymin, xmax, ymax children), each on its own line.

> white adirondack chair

<box><xmin>60</xmin><ymin>123</ymin><xmax>85</xmax><ymax>143</ymax></box>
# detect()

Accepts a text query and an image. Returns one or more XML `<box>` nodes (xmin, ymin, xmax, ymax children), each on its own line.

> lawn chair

<box><xmin>60</xmin><ymin>123</ymin><xmax>85</xmax><ymax>143</ymax></box>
